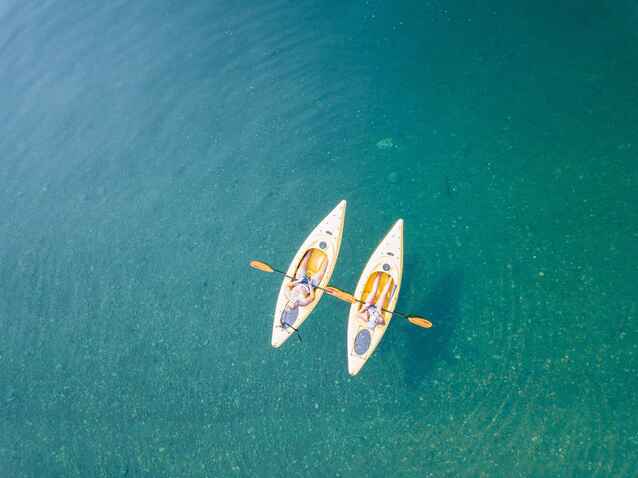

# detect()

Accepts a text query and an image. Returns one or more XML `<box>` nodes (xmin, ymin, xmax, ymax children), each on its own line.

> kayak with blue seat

<box><xmin>271</xmin><ymin>200</ymin><xmax>347</xmax><ymax>348</ymax></box>
<box><xmin>346</xmin><ymin>219</ymin><xmax>403</xmax><ymax>375</ymax></box>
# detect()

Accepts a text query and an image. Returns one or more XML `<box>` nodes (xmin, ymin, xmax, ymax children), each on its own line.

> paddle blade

<box><xmin>408</xmin><ymin>316</ymin><xmax>433</xmax><ymax>328</ymax></box>
<box><xmin>249</xmin><ymin>260</ymin><xmax>274</xmax><ymax>273</ymax></box>
<box><xmin>324</xmin><ymin>286</ymin><xmax>356</xmax><ymax>304</ymax></box>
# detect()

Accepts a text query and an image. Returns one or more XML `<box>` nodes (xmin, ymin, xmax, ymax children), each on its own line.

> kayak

<box><xmin>272</xmin><ymin>200</ymin><xmax>347</xmax><ymax>348</ymax></box>
<box><xmin>346</xmin><ymin>219</ymin><xmax>403</xmax><ymax>375</ymax></box>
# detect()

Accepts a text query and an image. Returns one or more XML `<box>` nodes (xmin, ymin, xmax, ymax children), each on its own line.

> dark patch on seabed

<box><xmin>401</xmin><ymin>270</ymin><xmax>464</xmax><ymax>388</ymax></box>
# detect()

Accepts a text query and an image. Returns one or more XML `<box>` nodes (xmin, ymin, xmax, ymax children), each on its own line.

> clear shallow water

<box><xmin>1</xmin><ymin>1</ymin><xmax>637</xmax><ymax>476</ymax></box>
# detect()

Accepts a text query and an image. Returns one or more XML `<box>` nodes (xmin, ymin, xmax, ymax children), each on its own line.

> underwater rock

<box><xmin>376</xmin><ymin>137</ymin><xmax>395</xmax><ymax>150</ymax></box>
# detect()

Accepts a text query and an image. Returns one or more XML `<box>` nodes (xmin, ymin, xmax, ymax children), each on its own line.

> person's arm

<box><xmin>355</xmin><ymin>308</ymin><xmax>368</xmax><ymax>323</ymax></box>
<box><xmin>379</xmin><ymin>307</ymin><xmax>388</xmax><ymax>325</ymax></box>
<box><xmin>297</xmin><ymin>290</ymin><xmax>315</xmax><ymax>307</ymax></box>
<box><xmin>288</xmin><ymin>277</ymin><xmax>304</xmax><ymax>289</ymax></box>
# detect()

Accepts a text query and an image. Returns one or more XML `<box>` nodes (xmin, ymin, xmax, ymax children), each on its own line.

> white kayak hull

<box><xmin>346</xmin><ymin>219</ymin><xmax>403</xmax><ymax>375</ymax></box>
<box><xmin>272</xmin><ymin>200</ymin><xmax>347</xmax><ymax>348</ymax></box>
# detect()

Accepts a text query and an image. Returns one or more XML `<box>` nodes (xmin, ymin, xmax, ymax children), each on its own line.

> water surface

<box><xmin>1</xmin><ymin>1</ymin><xmax>637</xmax><ymax>476</ymax></box>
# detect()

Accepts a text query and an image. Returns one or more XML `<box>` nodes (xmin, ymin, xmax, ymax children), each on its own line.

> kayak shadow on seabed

<box><xmin>400</xmin><ymin>269</ymin><xmax>464</xmax><ymax>388</ymax></box>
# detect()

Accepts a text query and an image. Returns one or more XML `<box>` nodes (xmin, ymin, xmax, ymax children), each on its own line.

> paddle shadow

<box><xmin>399</xmin><ymin>268</ymin><xmax>464</xmax><ymax>388</ymax></box>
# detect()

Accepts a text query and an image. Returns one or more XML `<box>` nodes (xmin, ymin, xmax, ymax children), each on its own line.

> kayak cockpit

<box><xmin>357</xmin><ymin>271</ymin><xmax>395</xmax><ymax>313</ymax></box>
<box><xmin>291</xmin><ymin>247</ymin><xmax>328</xmax><ymax>284</ymax></box>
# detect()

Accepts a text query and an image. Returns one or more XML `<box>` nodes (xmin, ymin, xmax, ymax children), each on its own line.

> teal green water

<box><xmin>2</xmin><ymin>1</ymin><xmax>638</xmax><ymax>476</ymax></box>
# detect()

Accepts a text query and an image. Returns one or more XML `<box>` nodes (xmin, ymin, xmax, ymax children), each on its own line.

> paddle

<box><xmin>250</xmin><ymin>260</ymin><xmax>333</xmax><ymax>294</ymax></box>
<box><xmin>250</xmin><ymin>260</ymin><xmax>433</xmax><ymax>329</ymax></box>
<box><xmin>249</xmin><ymin>260</ymin><xmax>295</xmax><ymax>280</ymax></box>
<box><xmin>251</xmin><ymin>260</ymin><xmax>313</xmax><ymax>341</ymax></box>
<box><xmin>324</xmin><ymin>285</ymin><xmax>432</xmax><ymax>329</ymax></box>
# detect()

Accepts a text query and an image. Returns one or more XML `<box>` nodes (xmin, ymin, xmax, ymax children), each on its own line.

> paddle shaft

<box><xmin>342</xmin><ymin>291</ymin><xmax>406</xmax><ymax>319</ymax></box>
<box><xmin>255</xmin><ymin>261</ymin><xmax>423</xmax><ymax>324</ymax></box>
<box><xmin>268</xmin><ymin>266</ymin><xmax>334</xmax><ymax>296</ymax></box>
<box><xmin>270</xmin><ymin>266</ymin><xmax>404</xmax><ymax>317</ymax></box>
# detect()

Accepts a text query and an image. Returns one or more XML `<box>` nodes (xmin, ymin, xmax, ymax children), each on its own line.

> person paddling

<box><xmin>284</xmin><ymin>250</ymin><xmax>327</xmax><ymax>312</ymax></box>
<box><xmin>355</xmin><ymin>272</ymin><xmax>394</xmax><ymax>331</ymax></box>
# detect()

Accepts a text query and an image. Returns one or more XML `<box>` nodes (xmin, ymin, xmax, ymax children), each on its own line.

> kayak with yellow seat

<box><xmin>347</xmin><ymin>219</ymin><xmax>403</xmax><ymax>375</ymax></box>
<box><xmin>272</xmin><ymin>200</ymin><xmax>347</xmax><ymax>348</ymax></box>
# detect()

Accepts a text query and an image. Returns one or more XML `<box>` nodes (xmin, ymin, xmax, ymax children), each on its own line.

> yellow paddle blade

<box><xmin>408</xmin><ymin>316</ymin><xmax>433</xmax><ymax>328</ymax></box>
<box><xmin>324</xmin><ymin>286</ymin><xmax>356</xmax><ymax>304</ymax></box>
<box><xmin>249</xmin><ymin>260</ymin><xmax>274</xmax><ymax>273</ymax></box>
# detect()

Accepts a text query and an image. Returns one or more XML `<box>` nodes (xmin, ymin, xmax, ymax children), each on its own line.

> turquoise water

<box><xmin>2</xmin><ymin>1</ymin><xmax>637</xmax><ymax>476</ymax></box>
